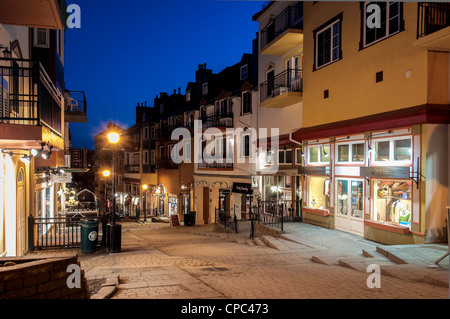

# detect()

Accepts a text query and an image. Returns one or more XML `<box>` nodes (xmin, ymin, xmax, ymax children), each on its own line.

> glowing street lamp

<box><xmin>106</xmin><ymin>130</ymin><xmax>121</xmax><ymax>253</ymax></box>
<box><xmin>107</xmin><ymin>132</ymin><xmax>120</xmax><ymax>144</ymax></box>
<box><xmin>102</xmin><ymin>169</ymin><xmax>111</xmax><ymax>177</ymax></box>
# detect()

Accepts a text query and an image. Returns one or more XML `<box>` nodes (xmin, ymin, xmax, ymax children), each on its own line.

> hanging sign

<box><xmin>51</xmin><ymin>173</ymin><xmax>72</xmax><ymax>183</ymax></box>
<box><xmin>359</xmin><ymin>167</ymin><xmax>410</xmax><ymax>179</ymax></box>
<box><xmin>232</xmin><ymin>182</ymin><xmax>253</xmax><ymax>194</ymax></box>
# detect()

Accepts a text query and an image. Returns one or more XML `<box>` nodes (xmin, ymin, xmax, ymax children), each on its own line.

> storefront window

<box><xmin>373</xmin><ymin>180</ymin><xmax>412</xmax><ymax>228</ymax></box>
<box><xmin>337</xmin><ymin>143</ymin><xmax>364</xmax><ymax>163</ymax></box>
<box><xmin>337</xmin><ymin>179</ymin><xmax>363</xmax><ymax>218</ymax></box>
<box><xmin>394</xmin><ymin>139</ymin><xmax>411</xmax><ymax>161</ymax></box>
<box><xmin>309</xmin><ymin>145</ymin><xmax>330</xmax><ymax>164</ymax></box>
<box><xmin>307</xmin><ymin>176</ymin><xmax>330</xmax><ymax>210</ymax></box>
<box><xmin>375</xmin><ymin>141</ymin><xmax>390</xmax><ymax>161</ymax></box>
<box><xmin>374</xmin><ymin>138</ymin><xmax>412</xmax><ymax>163</ymax></box>
<box><xmin>168</xmin><ymin>196</ymin><xmax>178</xmax><ymax>215</ymax></box>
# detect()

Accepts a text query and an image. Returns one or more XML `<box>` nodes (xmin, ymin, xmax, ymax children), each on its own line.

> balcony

<box><xmin>415</xmin><ymin>3</ymin><xmax>450</xmax><ymax>51</ymax></box>
<box><xmin>65</xmin><ymin>90</ymin><xmax>87</xmax><ymax>123</ymax></box>
<box><xmin>260</xmin><ymin>69</ymin><xmax>302</xmax><ymax>108</ymax></box>
<box><xmin>0</xmin><ymin>58</ymin><xmax>64</xmax><ymax>150</ymax></box>
<box><xmin>260</xmin><ymin>2</ymin><xmax>303</xmax><ymax>56</ymax></box>
<box><xmin>200</xmin><ymin>112</ymin><xmax>233</xmax><ymax>129</ymax></box>
<box><xmin>0</xmin><ymin>0</ymin><xmax>66</xmax><ymax>29</ymax></box>
<box><xmin>198</xmin><ymin>155</ymin><xmax>233</xmax><ymax>169</ymax></box>
<box><xmin>124</xmin><ymin>164</ymin><xmax>140</xmax><ymax>173</ymax></box>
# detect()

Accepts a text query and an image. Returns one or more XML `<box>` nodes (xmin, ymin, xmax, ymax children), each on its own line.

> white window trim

<box><xmin>278</xmin><ymin>149</ymin><xmax>293</xmax><ymax>165</ymax></box>
<box><xmin>362</xmin><ymin>2</ymin><xmax>401</xmax><ymax>48</ymax></box>
<box><xmin>243</xmin><ymin>134</ymin><xmax>250</xmax><ymax>158</ymax></box>
<box><xmin>308</xmin><ymin>145</ymin><xmax>331</xmax><ymax>165</ymax></box>
<box><xmin>151</xmin><ymin>150</ymin><xmax>156</xmax><ymax>165</ymax></box>
<box><xmin>336</xmin><ymin>141</ymin><xmax>365</xmax><ymax>164</ymax></box>
<box><xmin>370</xmin><ymin>136</ymin><xmax>412</xmax><ymax>165</ymax></box>
<box><xmin>143</xmin><ymin>150</ymin><xmax>149</xmax><ymax>165</ymax></box>
<box><xmin>315</xmin><ymin>19</ymin><xmax>341</xmax><ymax>70</ymax></box>
<box><xmin>34</xmin><ymin>28</ymin><xmax>50</xmax><ymax>48</ymax></box>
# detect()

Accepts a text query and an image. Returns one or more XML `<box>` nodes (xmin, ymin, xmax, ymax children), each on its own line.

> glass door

<box><xmin>335</xmin><ymin>178</ymin><xmax>364</xmax><ymax>236</ymax></box>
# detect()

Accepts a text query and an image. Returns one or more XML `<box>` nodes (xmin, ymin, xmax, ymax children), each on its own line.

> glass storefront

<box><xmin>372</xmin><ymin>180</ymin><xmax>412</xmax><ymax>228</ymax></box>
<box><xmin>336</xmin><ymin>179</ymin><xmax>363</xmax><ymax>218</ymax></box>
<box><xmin>307</xmin><ymin>176</ymin><xmax>330</xmax><ymax>210</ymax></box>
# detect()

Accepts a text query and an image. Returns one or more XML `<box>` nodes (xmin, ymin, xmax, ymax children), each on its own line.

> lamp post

<box><xmin>101</xmin><ymin>169</ymin><xmax>110</xmax><ymax>247</ymax></box>
<box><xmin>106</xmin><ymin>131</ymin><xmax>121</xmax><ymax>253</ymax></box>
<box><xmin>142</xmin><ymin>184</ymin><xmax>148</xmax><ymax>222</ymax></box>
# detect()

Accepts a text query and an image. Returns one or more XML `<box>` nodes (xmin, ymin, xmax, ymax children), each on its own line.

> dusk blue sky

<box><xmin>64</xmin><ymin>0</ymin><xmax>265</xmax><ymax>150</ymax></box>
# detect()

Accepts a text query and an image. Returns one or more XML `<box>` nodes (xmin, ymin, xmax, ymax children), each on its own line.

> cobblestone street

<box><xmin>75</xmin><ymin>221</ymin><xmax>449</xmax><ymax>300</ymax></box>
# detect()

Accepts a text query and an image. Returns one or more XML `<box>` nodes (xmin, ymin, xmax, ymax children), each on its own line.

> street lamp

<box><xmin>142</xmin><ymin>184</ymin><xmax>148</xmax><ymax>222</ymax></box>
<box><xmin>106</xmin><ymin>131</ymin><xmax>121</xmax><ymax>253</ymax></box>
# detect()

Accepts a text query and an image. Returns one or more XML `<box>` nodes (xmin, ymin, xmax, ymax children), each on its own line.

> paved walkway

<box><xmin>28</xmin><ymin>220</ymin><xmax>449</xmax><ymax>300</ymax></box>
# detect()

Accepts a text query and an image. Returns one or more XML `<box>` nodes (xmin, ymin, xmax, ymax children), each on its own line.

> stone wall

<box><xmin>0</xmin><ymin>254</ymin><xmax>89</xmax><ymax>299</ymax></box>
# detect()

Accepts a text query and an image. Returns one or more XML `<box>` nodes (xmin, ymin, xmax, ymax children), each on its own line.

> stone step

<box><xmin>261</xmin><ymin>236</ymin><xmax>292</xmax><ymax>251</ymax></box>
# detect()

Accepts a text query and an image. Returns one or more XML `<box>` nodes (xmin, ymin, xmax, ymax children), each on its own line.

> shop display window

<box><xmin>309</xmin><ymin>145</ymin><xmax>330</xmax><ymax>164</ymax></box>
<box><xmin>373</xmin><ymin>137</ymin><xmax>412</xmax><ymax>163</ymax></box>
<box><xmin>372</xmin><ymin>180</ymin><xmax>412</xmax><ymax>228</ymax></box>
<box><xmin>307</xmin><ymin>176</ymin><xmax>330</xmax><ymax>210</ymax></box>
<box><xmin>337</xmin><ymin>142</ymin><xmax>364</xmax><ymax>163</ymax></box>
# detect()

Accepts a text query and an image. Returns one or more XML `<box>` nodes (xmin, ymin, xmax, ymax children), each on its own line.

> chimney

<box><xmin>145</xmin><ymin>101</ymin><xmax>147</xmax><ymax>107</ymax></box>
<box><xmin>178</xmin><ymin>87</ymin><xmax>181</xmax><ymax>94</ymax></box>
<box><xmin>203</xmin><ymin>63</ymin><xmax>207</xmax><ymax>69</ymax></box>
<box><xmin>198</xmin><ymin>64</ymin><xmax>203</xmax><ymax>70</ymax></box>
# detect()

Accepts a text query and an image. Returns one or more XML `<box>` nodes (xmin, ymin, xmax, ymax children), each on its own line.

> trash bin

<box><xmin>80</xmin><ymin>218</ymin><xmax>99</xmax><ymax>253</ymax></box>
<box><xmin>184</xmin><ymin>211</ymin><xmax>196</xmax><ymax>226</ymax></box>
<box><xmin>106</xmin><ymin>223</ymin><xmax>122</xmax><ymax>253</ymax></box>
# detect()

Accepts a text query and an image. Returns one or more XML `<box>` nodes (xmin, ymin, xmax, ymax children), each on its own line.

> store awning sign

<box><xmin>232</xmin><ymin>182</ymin><xmax>253</xmax><ymax>194</ymax></box>
<box><xmin>359</xmin><ymin>167</ymin><xmax>411</xmax><ymax>179</ymax></box>
<box><xmin>298</xmin><ymin>166</ymin><xmax>330</xmax><ymax>175</ymax></box>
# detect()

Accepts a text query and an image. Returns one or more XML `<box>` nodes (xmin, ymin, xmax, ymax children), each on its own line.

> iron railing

<box><xmin>417</xmin><ymin>2</ymin><xmax>450</xmax><ymax>38</ymax></box>
<box><xmin>0</xmin><ymin>58</ymin><xmax>62</xmax><ymax>135</ymax></box>
<box><xmin>200</xmin><ymin>112</ymin><xmax>233</xmax><ymax>129</ymax></box>
<box><xmin>260</xmin><ymin>69</ymin><xmax>302</xmax><ymax>103</ymax></box>
<box><xmin>215</xmin><ymin>208</ymin><xmax>239</xmax><ymax>233</ymax></box>
<box><xmin>261</xmin><ymin>2</ymin><xmax>303</xmax><ymax>49</ymax></box>
<box><xmin>198</xmin><ymin>155</ymin><xmax>233</xmax><ymax>169</ymax></box>
<box><xmin>28</xmin><ymin>213</ymin><xmax>105</xmax><ymax>250</ymax></box>
<box><xmin>254</xmin><ymin>199</ymin><xmax>302</xmax><ymax>232</ymax></box>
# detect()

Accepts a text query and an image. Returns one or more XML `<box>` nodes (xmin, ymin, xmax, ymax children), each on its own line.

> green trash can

<box><xmin>80</xmin><ymin>218</ymin><xmax>99</xmax><ymax>253</ymax></box>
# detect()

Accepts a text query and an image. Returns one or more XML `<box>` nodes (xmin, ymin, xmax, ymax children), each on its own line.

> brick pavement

<box><xmin>77</xmin><ymin>221</ymin><xmax>449</xmax><ymax>299</ymax></box>
<box><xmin>26</xmin><ymin>220</ymin><xmax>449</xmax><ymax>300</ymax></box>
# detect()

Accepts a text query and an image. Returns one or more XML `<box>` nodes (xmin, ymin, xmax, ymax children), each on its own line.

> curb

<box><xmin>90</xmin><ymin>275</ymin><xmax>120</xmax><ymax>299</ymax></box>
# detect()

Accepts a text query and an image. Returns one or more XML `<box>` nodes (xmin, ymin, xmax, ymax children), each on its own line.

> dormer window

<box><xmin>186</xmin><ymin>90</ymin><xmax>191</xmax><ymax>102</ymax></box>
<box><xmin>240</xmin><ymin>64</ymin><xmax>248</xmax><ymax>80</ymax></box>
<box><xmin>202</xmin><ymin>82</ymin><xmax>208</xmax><ymax>95</ymax></box>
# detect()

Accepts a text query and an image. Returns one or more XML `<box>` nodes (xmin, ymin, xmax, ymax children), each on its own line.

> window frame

<box><xmin>371</xmin><ymin>136</ymin><xmax>412</xmax><ymax>165</ymax></box>
<box><xmin>240</xmin><ymin>64</ymin><xmax>248</xmax><ymax>80</ymax></box>
<box><xmin>241</xmin><ymin>90</ymin><xmax>252</xmax><ymax>115</ymax></box>
<box><xmin>278</xmin><ymin>149</ymin><xmax>293</xmax><ymax>165</ymax></box>
<box><xmin>336</xmin><ymin>141</ymin><xmax>365</xmax><ymax>164</ymax></box>
<box><xmin>313</xmin><ymin>14</ymin><xmax>342</xmax><ymax>70</ymax></box>
<box><xmin>307</xmin><ymin>144</ymin><xmax>331</xmax><ymax>165</ymax></box>
<box><xmin>361</xmin><ymin>2</ymin><xmax>403</xmax><ymax>49</ymax></box>
<box><xmin>34</xmin><ymin>28</ymin><xmax>50</xmax><ymax>48</ymax></box>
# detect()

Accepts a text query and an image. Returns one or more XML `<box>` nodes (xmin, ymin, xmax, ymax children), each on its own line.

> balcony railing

<box><xmin>260</xmin><ymin>69</ymin><xmax>302</xmax><ymax>103</ymax></box>
<box><xmin>198</xmin><ymin>155</ymin><xmax>233</xmax><ymax>169</ymax></box>
<box><xmin>0</xmin><ymin>58</ymin><xmax>62</xmax><ymax>135</ymax></box>
<box><xmin>64</xmin><ymin>90</ymin><xmax>87</xmax><ymax>123</ymax></box>
<box><xmin>200</xmin><ymin>112</ymin><xmax>233</xmax><ymax>129</ymax></box>
<box><xmin>261</xmin><ymin>2</ymin><xmax>303</xmax><ymax>49</ymax></box>
<box><xmin>124</xmin><ymin>164</ymin><xmax>140</xmax><ymax>173</ymax></box>
<box><xmin>417</xmin><ymin>2</ymin><xmax>450</xmax><ymax>38</ymax></box>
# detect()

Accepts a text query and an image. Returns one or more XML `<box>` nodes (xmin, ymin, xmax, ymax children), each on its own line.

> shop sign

<box><xmin>359</xmin><ymin>167</ymin><xmax>410</xmax><ymax>179</ymax></box>
<box><xmin>298</xmin><ymin>166</ymin><xmax>330</xmax><ymax>175</ymax></box>
<box><xmin>52</xmin><ymin>173</ymin><xmax>72</xmax><ymax>183</ymax></box>
<box><xmin>221</xmin><ymin>189</ymin><xmax>231</xmax><ymax>195</ymax></box>
<box><xmin>232</xmin><ymin>182</ymin><xmax>253</xmax><ymax>194</ymax></box>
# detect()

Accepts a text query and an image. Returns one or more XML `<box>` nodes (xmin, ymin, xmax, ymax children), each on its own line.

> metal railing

<box><xmin>65</xmin><ymin>90</ymin><xmax>87</xmax><ymax>113</ymax></box>
<box><xmin>0</xmin><ymin>57</ymin><xmax>62</xmax><ymax>135</ymax></box>
<box><xmin>28</xmin><ymin>213</ymin><xmax>105</xmax><ymax>250</ymax></box>
<box><xmin>254</xmin><ymin>199</ymin><xmax>302</xmax><ymax>232</ymax></box>
<box><xmin>261</xmin><ymin>2</ymin><xmax>303</xmax><ymax>49</ymax></box>
<box><xmin>200</xmin><ymin>112</ymin><xmax>233</xmax><ymax>129</ymax></box>
<box><xmin>417</xmin><ymin>2</ymin><xmax>450</xmax><ymax>38</ymax></box>
<box><xmin>215</xmin><ymin>208</ymin><xmax>239</xmax><ymax>233</ymax></box>
<box><xmin>260</xmin><ymin>69</ymin><xmax>302</xmax><ymax>103</ymax></box>
<box><xmin>198</xmin><ymin>155</ymin><xmax>233</xmax><ymax>169</ymax></box>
